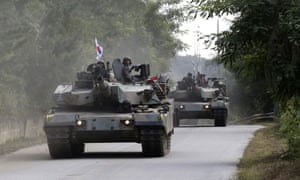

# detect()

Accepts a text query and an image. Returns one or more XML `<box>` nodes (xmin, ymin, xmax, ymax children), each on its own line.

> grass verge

<box><xmin>0</xmin><ymin>136</ymin><xmax>46</xmax><ymax>156</ymax></box>
<box><xmin>236</xmin><ymin>122</ymin><xmax>300</xmax><ymax>180</ymax></box>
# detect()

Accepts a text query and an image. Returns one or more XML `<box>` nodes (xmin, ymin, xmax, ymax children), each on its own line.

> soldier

<box><xmin>121</xmin><ymin>57</ymin><xmax>132</xmax><ymax>83</ymax></box>
<box><xmin>197</xmin><ymin>73</ymin><xmax>207</xmax><ymax>87</ymax></box>
<box><xmin>92</xmin><ymin>60</ymin><xmax>107</xmax><ymax>82</ymax></box>
<box><xmin>182</xmin><ymin>72</ymin><xmax>194</xmax><ymax>88</ymax></box>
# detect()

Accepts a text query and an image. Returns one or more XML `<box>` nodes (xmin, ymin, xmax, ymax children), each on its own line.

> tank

<box><xmin>44</xmin><ymin>59</ymin><xmax>174</xmax><ymax>158</ymax></box>
<box><xmin>170</xmin><ymin>73</ymin><xmax>229</xmax><ymax>127</ymax></box>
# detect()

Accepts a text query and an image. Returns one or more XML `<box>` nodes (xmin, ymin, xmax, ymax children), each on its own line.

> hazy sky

<box><xmin>178</xmin><ymin>16</ymin><xmax>233</xmax><ymax>58</ymax></box>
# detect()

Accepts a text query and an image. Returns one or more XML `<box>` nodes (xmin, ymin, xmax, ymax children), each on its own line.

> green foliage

<box><xmin>190</xmin><ymin>0</ymin><xmax>300</xmax><ymax>100</ymax></box>
<box><xmin>0</xmin><ymin>0</ymin><xmax>184</xmax><ymax>117</ymax></box>
<box><xmin>189</xmin><ymin>0</ymin><xmax>300</xmax><ymax>158</ymax></box>
<box><xmin>280</xmin><ymin>95</ymin><xmax>300</xmax><ymax>159</ymax></box>
<box><xmin>144</xmin><ymin>1</ymin><xmax>185</xmax><ymax>72</ymax></box>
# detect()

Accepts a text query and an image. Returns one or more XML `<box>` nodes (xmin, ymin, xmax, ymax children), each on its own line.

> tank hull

<box><xmin>173</xmin><ymin>101</ymin><xmax>228</xmax><ymax>127</ymax></box>
<box><xmin>171</xmin><ymin>76</ymin><xmax>229</xmax><ymax>127</ymax></box>
<box><xmin>44</xmin><ymin>109</ymin><xmax>173</xmax><ymax>142</ymax></box>
<box><xmin>44</xmin><ymin>99</ymin><xmax>174</xmax><ymax>158</ymax></box>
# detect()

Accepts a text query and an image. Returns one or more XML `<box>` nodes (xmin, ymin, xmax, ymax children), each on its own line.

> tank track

<box><xmin>173</xmin><ymin>112</ymin><xmax>179</xmax><ymax>127</ymax></box>
<box><xmin>213</xmin><ymin>109</ymin><xmax>227</xmax><ymax>127</ymax></box>
<box><xmin>46</xmin><ymin>128</ymin><xmax>84</xmax><ymax>159</ymax></box>
<box><xmin>47</xmin><ymin>140</ymin><xmax>84</xmax><ymax>159</ymax></box>
<box><xmin>140</xmin><ymin>127</ymin><xmax>171</xmax><ymax>157</ymax></box>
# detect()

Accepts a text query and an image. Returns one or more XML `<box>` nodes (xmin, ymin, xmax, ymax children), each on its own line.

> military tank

<box><xmin>44</xmin><ymin>59</ymin><xmax>174</xmax><ymax>158</ymax></box>
<box><xmin>170</xmin><ymin>73</ymin><xmax>229</xmax><ymax>127</ymax></box>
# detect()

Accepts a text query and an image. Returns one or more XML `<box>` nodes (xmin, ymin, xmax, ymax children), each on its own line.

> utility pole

<box><xmin>194</xmin><ymin>26</ymin><xmax>201</xmax><ymax>76</ymax></box>
<box><xmin>197</xmin><ymin>26</ymin><xmax>201</xmax><ymax>74</ymax></box>
<box><xmin>217</xmin><ymin>18</ymin><xmax>220</xmax><ymax>77</ymax></box>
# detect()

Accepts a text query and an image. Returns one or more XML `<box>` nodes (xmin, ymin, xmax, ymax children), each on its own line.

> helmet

<box><xmin>96</xmin><ymin>59</ymin><xmax>105</xmax><ymax>64</ymax></box>
<box><xmin>122</xmin><ymin>57</ymin><xmax>132</xmax><ymax>65</ymax></box>
<box><xmin>96</xmin><ymin>60</ymin><xmax>105</xmax><ymax>67</ymax></box>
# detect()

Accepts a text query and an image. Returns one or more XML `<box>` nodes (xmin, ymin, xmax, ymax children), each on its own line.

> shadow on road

<box><xmin>7</xmin><ymin>151</ymin><xmax>151</xmax><ymax>161</ymax></box>
<box><xmin>78</xmin><ymin>152</ymin><xmax>145</xmax><ymax>159</ymax></box>
<box><xmin>176</xmin><ymin>125</ymin><xmax>214</xmax><ymax>128</ymax></box>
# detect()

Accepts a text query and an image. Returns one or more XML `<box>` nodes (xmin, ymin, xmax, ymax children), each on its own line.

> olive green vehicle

<box><xmin>44</xmin><ymin>59</ymin><xmax>173</xmax><ymax>158</ymax></box>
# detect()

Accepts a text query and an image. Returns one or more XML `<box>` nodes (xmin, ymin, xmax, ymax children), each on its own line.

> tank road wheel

<box><xmin>213</xmin><ymin>109</ymin><xmax>227</xmax><ymax>127</ymax></box>
<box><xmin>173</xmin><ymin>112</ymin><xmax>179</xmax><ymax>127</ymax></box>
<box><xmin>141</xmin><ymin>128</ymin><xmax>171</xmax><ymax>157</ymax></box>
<box><xmin>47</xmin><ymin>141</ymin><xmax>73</xmax><ymax>159</ymax></box>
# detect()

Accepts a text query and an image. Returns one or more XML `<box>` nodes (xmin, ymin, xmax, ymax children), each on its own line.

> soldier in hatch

<box><xmin>92</xmin><ymin>60</ymin><xmax>108</xmax><ymax>82</ymax></box>
<box><xmin>121</xmin><ymin>57</ymin><xmax>133</xmax><ymax>83</ymax></box>
<box><xmin>182</xmin><ymin>72</ymin><xmax>195</xmax><ymax>88</ymax></box>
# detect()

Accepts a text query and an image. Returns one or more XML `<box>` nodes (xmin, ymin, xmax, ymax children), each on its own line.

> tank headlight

<box><xmin>203</xmin><ymin>104</ymin><xmax>211</xmax><ymax>109</ymax></box>
<box><xmin>121</xmin><ymin>119</ymin><xmax>134</xmax><ymax>127</ymax></box>
<box><xmin>124</xmin><ymin>120</ymin><xmax>131</xmax><ymax>125</ymax></box>
<box><xmin>77</xmin><ymin>120</ymin><xmax>83</xmax><ymax>126</ymax></box>
<box><xmin>75</xmin><ymin>119</ymin><xmax>86</xmax><ymax>127</ymax></box>
<box><xmin>179</xmin><ymin>104</ymin><xmax>185</xmax><ymax>110</ymax></box>
<box><xmin>46</xmin><ymin>114</ymin><xmax>54</xmax><ymax>122</ymax></box>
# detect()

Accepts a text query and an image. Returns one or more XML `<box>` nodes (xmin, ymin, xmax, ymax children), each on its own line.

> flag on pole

<box><xmin>95</xmin><ymin>37</ymin><xmax>103</xmax><ymax>60</ymax></box>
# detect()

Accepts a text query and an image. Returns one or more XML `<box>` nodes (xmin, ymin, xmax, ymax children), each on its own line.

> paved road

<box><xmin>0</xmin><ymin>124</ymin><xmax>262</xmax><ymax>180</ymax></box>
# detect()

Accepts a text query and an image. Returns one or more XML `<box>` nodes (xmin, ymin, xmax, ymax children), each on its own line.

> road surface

<box><xmin>0</xmin><ymin>124</ymin><xmax>262</xmax><ymax>180</ymax></box>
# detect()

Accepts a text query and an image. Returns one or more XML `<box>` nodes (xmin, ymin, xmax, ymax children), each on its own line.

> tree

<box><xmin>189</xmin><ymin>0</ymin><xmax>300</xmax><ymax>157</ymax></box>
<box><xmin>190</xmin><ymin>0</ymin><xmax>300</xmax><ymax>101</ymax></box>
<box><xmin>0</xmin><ymin>0</ymin><xmax>185</xmax><ymax>116</ymax></box>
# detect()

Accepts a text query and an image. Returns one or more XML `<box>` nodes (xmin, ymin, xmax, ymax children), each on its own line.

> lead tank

<box><xmin>44</xmin><ymin>59</ymin><xmax>174</xmax><ymax>158</ymax></box>
<box><xmin>170</xmin><ymin>73</ymin><xmax>229</xmax><ymax>127</ymax></box>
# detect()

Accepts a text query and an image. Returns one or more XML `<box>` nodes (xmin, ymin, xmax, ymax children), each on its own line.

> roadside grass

<box><xmin>0</xmin><ymin>136</ymin><xmax>46</xmax><ymax>156</ymax></box>
<box><xmin>236</xmin><ymin>122</ymin><xmax>300</xmax><ymax>180</ymax></box>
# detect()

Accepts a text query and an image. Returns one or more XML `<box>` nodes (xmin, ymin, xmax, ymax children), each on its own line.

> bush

<box><xmin>280</xmin><ymin>95</ymin><xmax>300</xmax><ymax>159</ymax></box>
